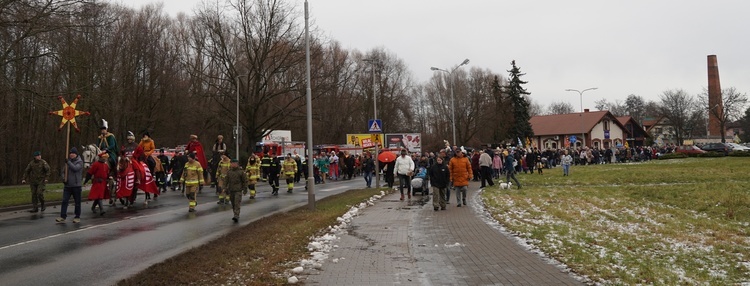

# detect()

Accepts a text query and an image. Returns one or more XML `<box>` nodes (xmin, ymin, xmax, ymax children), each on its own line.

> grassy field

<box><xmin>0</xmin><ymin>183</ymin><xmax>91</xmax><ymax>208</ymax></box>
<box><xmin>482</xmin><ymin>157</ymin><xmax>750</xmax><ymax>285</ymax></box>
<box><xmin>119</xmin><ymin>188</ymin><xmax>385</xmax><ymax>286</ymax></box>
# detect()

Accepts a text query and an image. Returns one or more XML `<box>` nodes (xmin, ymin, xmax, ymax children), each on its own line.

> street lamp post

<box><xmin>236</xmin><ymin>74</ymin><xmax>249</xmax><ymax>161</ymax></box>
<box><xmin>363</xmin><ymin>58</ymin><xmax>380</xmax><ymax>188</ymax></box>
<box><xmin>565</xmin><ymin>87</ymin><xmax>598</xmax><ymax>147</ymax></box>
<box><xmin>304</xmin><ymin>0</ymin><xmax>315</xmax><ymax>209</ymax></box>
<box><xmin>430</xmin><ymin>58</ymin><xmax>469</xmax><ymax>146</ymax></box>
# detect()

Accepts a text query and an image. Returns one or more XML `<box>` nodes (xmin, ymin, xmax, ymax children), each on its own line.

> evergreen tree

<box><xmin>491</xmin><ymin>75</ymin><xmax>512</xmax><ymax>142</ymax></box>
<box><xmin>740</xmin><ymin>107</ymin><xmax>750</xmax><ymax>143</ymax></box>
<box><xmin>504</xmin><ymin>60</ymin><xmax>534</xmax><ymax>145</ymax></box>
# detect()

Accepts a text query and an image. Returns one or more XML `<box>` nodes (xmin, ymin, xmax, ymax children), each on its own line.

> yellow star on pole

<box><xmin>49</xmin><ymin>95</ymin><xmax>90</xmax><ymax>132</ymax></box>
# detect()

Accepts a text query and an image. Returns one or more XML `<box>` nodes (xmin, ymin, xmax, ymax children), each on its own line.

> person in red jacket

<box><xmin>85</xmin><ymin>152</ymin><xmax>111</xmax><ymax>216</ymax></box>
<box><xmin>186</xmin><ymin>134</ymin><xmax>208</xmax><ymax>190</ymax></box>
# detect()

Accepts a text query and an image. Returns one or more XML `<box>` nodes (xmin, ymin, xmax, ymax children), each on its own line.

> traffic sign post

<box><xmin>368</xmin><ymin>119</ymin><xmax>382</xmax><ymax>133</ymax></box>
<box><xmin>368</xmin><ymin>119</ymin><xmax>382</xmax><ymax>189</ymax></box>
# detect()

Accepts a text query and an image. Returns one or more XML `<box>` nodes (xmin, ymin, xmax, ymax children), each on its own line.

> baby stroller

<box><xmin>411</xmin><ymin>167</ymin><xmax>429</xmax><ymax>196</ymax></box>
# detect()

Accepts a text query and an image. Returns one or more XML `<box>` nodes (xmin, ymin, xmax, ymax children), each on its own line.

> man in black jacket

<box><xmin>170</xmin><ymin>151</ymin><xmax>187</xmax><ymax>192</ymax></box>
<box><xmin>428</xmin><ymin>156</ymin><xmax>450</xmax><ymax>211</ymax></box>
<box><xmin>268</xmin><ymin>156</ymin><xmax>281</xmax><ymax>196</ymax></box>
<box><xmin>361</xmin><ymin>152</ymin><xmax>375</xmax><ymax>188</ymax></box>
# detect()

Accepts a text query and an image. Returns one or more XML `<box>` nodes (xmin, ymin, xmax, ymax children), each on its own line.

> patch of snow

<box><xmin>288</xmin><ymin>276</ymin><xmax>299</xmax><ymax>284</ymax></box>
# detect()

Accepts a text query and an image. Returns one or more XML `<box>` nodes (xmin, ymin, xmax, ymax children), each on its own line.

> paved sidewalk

<box><xmin>303</xmin><ymin>182</ymin><xmax>586</xmax><ymax>285</ymax></box>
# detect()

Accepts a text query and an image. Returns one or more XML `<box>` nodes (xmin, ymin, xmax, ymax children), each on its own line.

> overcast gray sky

<box><xmin>116</xmin><ymin>0</ymin><xmax>750</xmax><ymax>111</ymax></box>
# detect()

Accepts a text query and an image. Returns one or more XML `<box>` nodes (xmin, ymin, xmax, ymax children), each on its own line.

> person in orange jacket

<box><xmin>448</xmin><ymin>149</ymin><xmax>472</xmax><ymax>207</ymax></box>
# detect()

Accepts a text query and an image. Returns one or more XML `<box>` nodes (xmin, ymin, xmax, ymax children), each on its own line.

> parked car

<box><xmin>674</xmin><ymin>145</ymin><xmax>706</xmax><ymax>155</ymax></box>
<box><xmin>727</xmin><ymin>143</ymin><xmax>750</xmax><ymax>152</ymax></box>
<box><xmin>700</xmin><ymin>143</ymin><xmax>729</xmax><ymax>154</ymax></box>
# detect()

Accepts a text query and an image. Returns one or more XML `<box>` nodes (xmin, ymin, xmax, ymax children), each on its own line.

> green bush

<box><xmin>728</xmin><ymin>151</ymin><xmax>750</xmax><ymax>157</ymax></box>
<box><xmin>658</xmin><ymin>153</ymin><xmax>687</xmax><ymax>160</ymax></box>
<box><xmin>698</xmin><ymin>151</ymin><xmax>726</xmax><ymax>158</ymax></box>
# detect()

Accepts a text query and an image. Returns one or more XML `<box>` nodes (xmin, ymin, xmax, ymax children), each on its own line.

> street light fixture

<box><xmin>565</xmin><ymin>87</ymin><xmax>598</xmax><ymax>148</ymax></box>
<box><xmin>430</xmin><ymin>58</ymin><xmax>470</xmax><ymax>146</ymax></box>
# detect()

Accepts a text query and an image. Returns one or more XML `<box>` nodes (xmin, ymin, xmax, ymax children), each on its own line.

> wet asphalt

<box><xmin>0</xmin><ymin>178</ymin><xmax>363</xmax><ymax>286</ymax></box>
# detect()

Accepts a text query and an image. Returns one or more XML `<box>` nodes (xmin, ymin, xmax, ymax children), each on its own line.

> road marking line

<box><xmin>0</xmin><ymin>209</ymin><xmax>185</xmax><ymax>251</ymax></box>
<box><xmin>0</xmin><ymin>184</ymin><xmax>355</xmax><ymax>251</ymax></box>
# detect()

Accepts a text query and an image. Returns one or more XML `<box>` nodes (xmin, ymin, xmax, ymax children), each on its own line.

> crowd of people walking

<box><xmin>21</xmin><ymin>118</ymin><xmax>669</xmax><ymax>224</ymax></box>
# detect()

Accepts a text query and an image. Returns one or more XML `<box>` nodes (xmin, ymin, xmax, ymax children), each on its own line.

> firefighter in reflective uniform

<box><xmin>245</xmin><ymin>155</ymin><xmax>261</xmax><ymax>198</ymax></box>
<box><xmin>268</xmin><ymin>155</ymin><xmax>281</xmax><ymax>196</ymax></box>
<box><xmin>215</xmin><ymin>154</ymin><xmax>231</xmax><ymax>204</ymax></box>
<box><xmin>260</xmin><ymin>152</ymin><xmax>271</xmax><ymax>182</ymax></box>
<box><xmin>282</xmin><ymin>153</ymin><xmax>297</xmax><ymax>193</ymax></box>
<box><xmin>180</xmin><ymin>153</ymin><xmax>204</xmax><ymax>212</ymax></box>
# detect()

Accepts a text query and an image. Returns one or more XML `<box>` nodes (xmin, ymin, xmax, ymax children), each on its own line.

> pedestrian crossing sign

<box><xmin>368</xmin><ymin>119</ymin><xmax>382</xmax><ymax>133</ymax></box>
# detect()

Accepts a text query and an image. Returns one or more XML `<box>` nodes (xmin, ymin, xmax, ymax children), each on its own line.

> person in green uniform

<box><xmin>225</xmin><ymin>159</ymin><xmax>247</xmax><ymax>222</ymax></box>
<box><xmin>21</xmin><ymin>151</ymin><xmax>50</xmax><ymax>212</ymax></box>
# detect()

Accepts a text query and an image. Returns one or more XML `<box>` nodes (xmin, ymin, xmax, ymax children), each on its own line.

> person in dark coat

<box><xmin>170</xmin><ymin>151</ymin><xmax>187</xmax><ymax>192</ymax></box>
<box><xmin>225</xmin><ymin>159</ymin><xmax>247</xmax><ymax>222</ymax></box>
<box><xmin>268</xmin><ymin>155</ymin><xmax>281</xmax><ymax>196</ymax></box>
<box><xmin>526</xmin><ymin>149</ymin><xmax>537</xmax><ymax>174</ymax></box>
<box><xmin>344</xmin><ymin>152</ymin><xmax>356</xmax><ymax>180</ymax></box>
<box><xmin>157</xmin><ymin>149</ymin><xmax>171</xmax><ymax>191</ymax></box>
<box><xmin>471</xmin><ymin>151</ymin><xmax>481</xmax><ymax>181</ymax></box>
<box><xmin>381</xmin><ymin>159</ymin><xmax>396</xmax><ymax>189</ymax></box>
<box><xmin>429</xmin><ymin>156</ymin><xmax>450</xmax><ymax>211</ymax></box>
<box><xmin>361</xmin><ymin>152</ymin><xmax>375</xmax><ymax>188</ymax></box>
<box><xmin>504</xmin><ymin>151</ymin><xmax>522</xmax><ymax>189</ymax></box>
<box><xmin>56</xmin><ymin>147</ymin><xmax>84</xmax><ymax>223</ymax></box>
<box><xmin>21</xmin><ymin>151</ymin><xmax>50</xmax><ymax>212</ymax></box>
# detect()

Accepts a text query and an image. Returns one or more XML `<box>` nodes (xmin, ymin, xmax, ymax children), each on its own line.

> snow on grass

<box><xmin>480</xmin><ymin>185</ymin><xmax>750</xmax><ymax>285</ymax></box>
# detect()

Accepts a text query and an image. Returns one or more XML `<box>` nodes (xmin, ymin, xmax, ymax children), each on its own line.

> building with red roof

<box><xmin>529</xmin><ymin>110</ymin><xmax>640</xmax><ymax>149</ymax></box>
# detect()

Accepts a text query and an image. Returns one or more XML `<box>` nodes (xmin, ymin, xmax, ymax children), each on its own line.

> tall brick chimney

<box><xmin>707</xmin><ymin>55</ymin><xmax>723</xmax><ymax>137</ymax></box>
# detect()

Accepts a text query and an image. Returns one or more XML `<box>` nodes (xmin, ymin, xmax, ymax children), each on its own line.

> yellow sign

<box><xmin>346</xmin><ymin>134</ymin><xmax>383</xmax><ymax>148</ymax></box>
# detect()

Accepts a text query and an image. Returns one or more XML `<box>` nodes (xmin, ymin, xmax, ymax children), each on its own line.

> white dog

<box><xmin>499</xmin><ymin>181</ymin><xmax>513</xmax><ymax>190</ymax></box>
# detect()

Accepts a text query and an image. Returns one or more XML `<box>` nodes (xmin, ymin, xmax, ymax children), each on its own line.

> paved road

<box><xmin>0</xmin><ymin>178</ymin><xmax>366</xmax><ymax>286</ymax></box>
<box><xmin>304</xmin><ymin>181</ymin><xmax>586</xmax><ymax>285</ymax></box>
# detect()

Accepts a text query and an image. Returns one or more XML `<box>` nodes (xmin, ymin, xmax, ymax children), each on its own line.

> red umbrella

<box><xmin>378</xmin><ymin>151</ymin><xmax>397</xmax><ymax>163</ymax></box>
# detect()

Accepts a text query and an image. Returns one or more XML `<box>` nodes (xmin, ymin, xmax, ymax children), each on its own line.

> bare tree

<box><xmin>545</xmin><ymin>101</ymin><xmax>575</xmax><ymax>115</ymax></box>
<box><xmin>594</xmin><ymin>98</ymin><xmax>627</xmax><ymax>116</ymax></box>
<box><xmin>0</xmin><ymin>0</ymin><xmax>106</xmax><ymax>184</ymax></box>
<box><xmin>699</xmin><ymin>87</ymin><xmax>749</xmax><ymax>143</ymax></box>
<box><xmin>624</xmin><ymin>94</ymin><xmax>646</xmax><ymax>123</ymax></box>
<box><xmin>187</xmin><ymin>0</ymin><xmax>313</xmax><ymax>157</ymax></box>
<box><xmin>659</xmin><ymin>89</ymin><xmax>703</xmax><ymax>145</ymax></box>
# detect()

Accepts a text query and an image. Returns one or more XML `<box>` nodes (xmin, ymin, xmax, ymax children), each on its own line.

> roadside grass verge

<box><xmin>119</xmin><ymin>188</ymin><xmax>384</xmax><ymax>286</ymax></box>
<box><xmin>483</xmin><ymin>157</ymin><xmax>750</xmax><ymax>285</ymax></box>
<box><xmin>0</xmin><ymin>183</ymin><xmax>88</xmax><ymax>208</ymax></box>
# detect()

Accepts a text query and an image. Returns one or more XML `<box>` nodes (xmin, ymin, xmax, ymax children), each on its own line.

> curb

<box><xmin>0</xmin><ymin>201</ymin><xmax>65</xmax><ymax>214</ymax></box>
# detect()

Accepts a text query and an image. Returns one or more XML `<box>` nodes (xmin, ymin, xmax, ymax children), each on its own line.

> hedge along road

<box><xmin>0</xmin><ymin>179</ymin><xmax>363</xmax><ymax>286</ymax></box>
